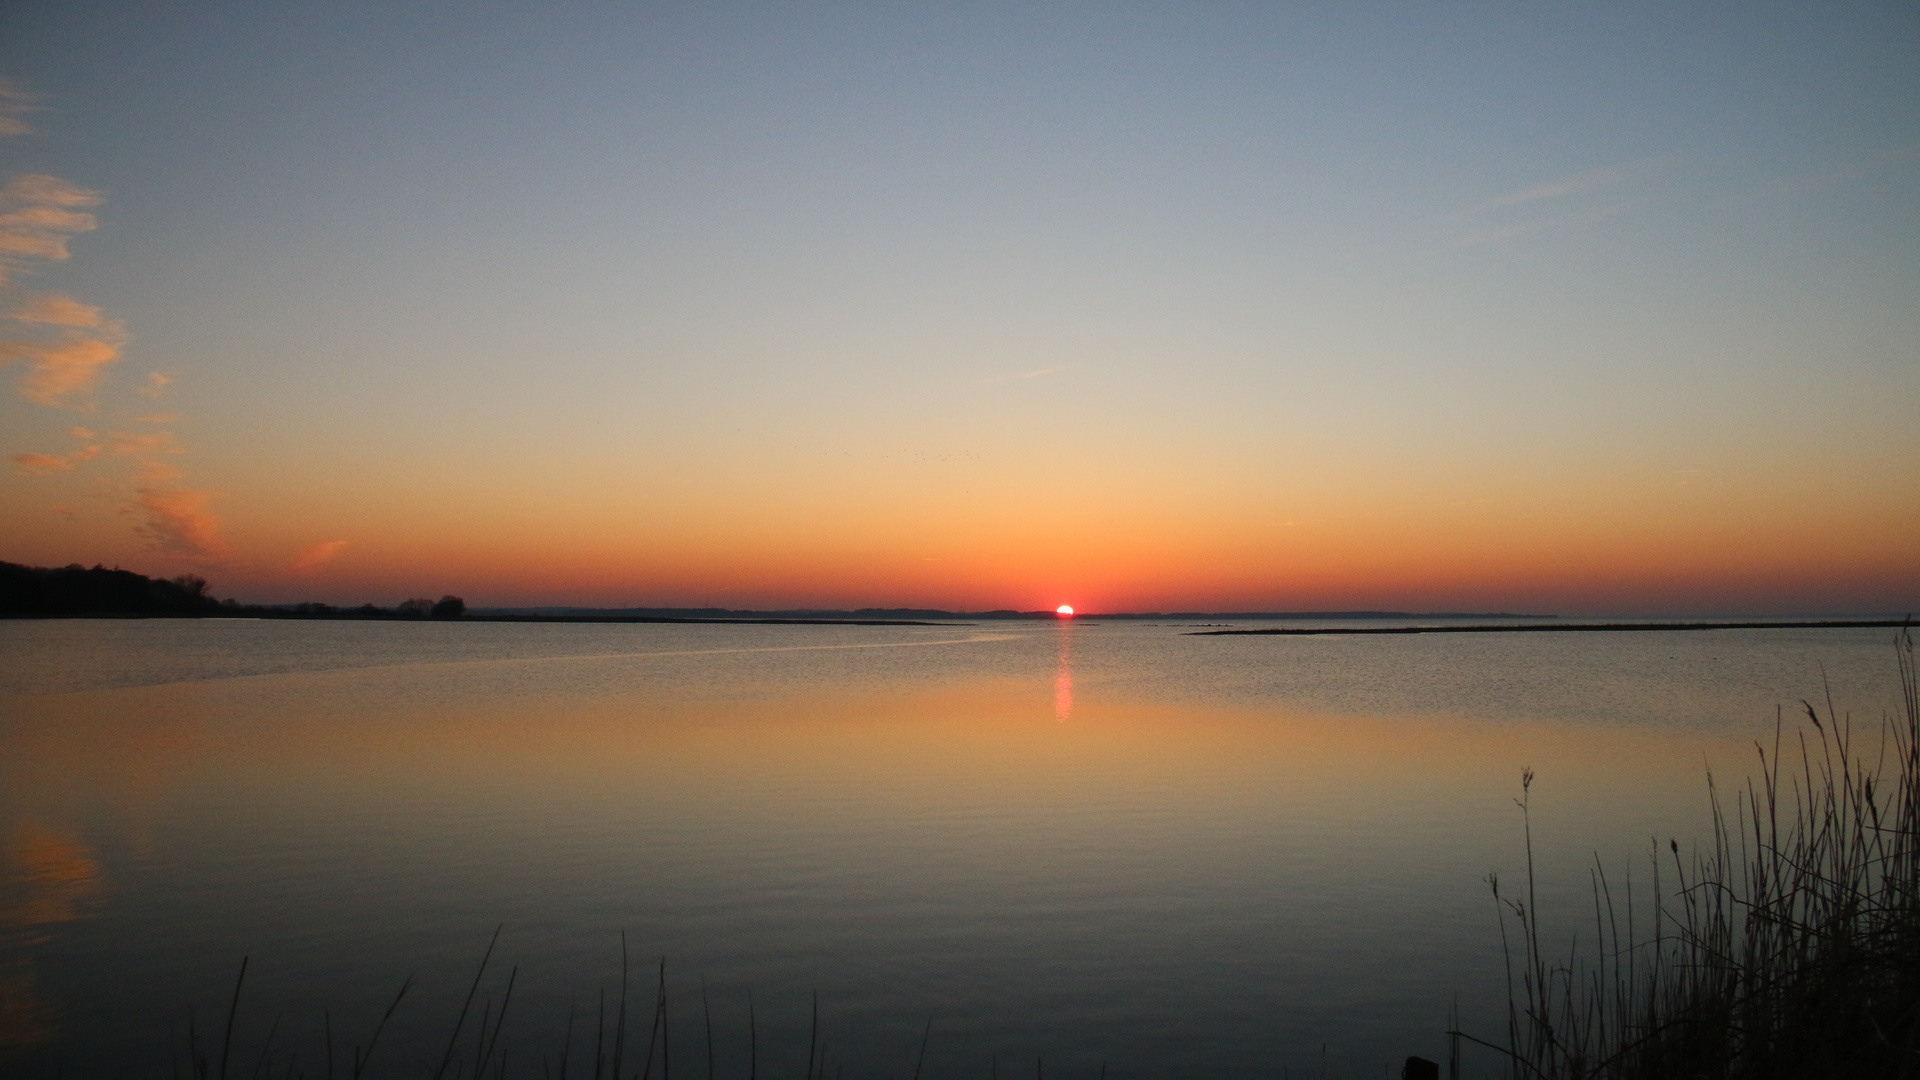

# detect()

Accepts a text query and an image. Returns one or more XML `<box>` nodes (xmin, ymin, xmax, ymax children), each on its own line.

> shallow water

<box><xmin>0</xmin><ymin>618</ymin><xmax>1907</xmax><ymax>1078</ymax></box>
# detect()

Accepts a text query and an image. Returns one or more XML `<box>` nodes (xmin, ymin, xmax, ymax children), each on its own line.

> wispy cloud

<box><xmin>103</xmin><ymin>430</ymin><xmax>185</xmax><ymax>456</ymax></box>
<box><xmin>0</xmin><ymin>79</ymin><xmax>41</xmax><ymax>139</ymax></box>
<box><xmin>980</xmin><ymin>366</ymin><xmax>1063</xmax><ymax>384</ymax></box>
<box><xmin>10</xmin><ymin>452</ymin><xmax>75</xmax><ymax>476</ymax></box>
<box><xmin>1</xmin><ymin>80</ymin><xmax>228</xmax><ymax>561</ymax></box>
<box><xmin>0</xmin><ymin>326</ymin><xmax>127</xmax><ymax>406</ymax></box>
<box><xmin>130</xmin><ymin>487</ymin><xmax>227</xmax><ymax>559</ymax></box>
<box><xmin>1456</xmin><ymin>202</ymin><xmax>1631</xmax><ymax>247</ymax></box>
<box><xmin>1477</xmin><ymin>158</ymin><xmax>1666</xmax><ymax>211</ymax></box>
<box><xmin>11</xmin><ymin>427</ymin><xmax>184</xmax><ymax>476</ymax></box>
<box><xmin>10</xmin><ymin>293</ymin><xmax>105</xmax><ymax>328</ymax></box>
<box><xmin>0</xmin><ymin>175</ymin><xmax>100</xmax><ymax>286</ymax></box>
<box><xmin>1447</xmin><ymin>158</ymin><xmax>1665</xmax><ymax>248</ymax></box>
<box><xmin>291</xmin><ymin>539</ymin><xmax>351</xmax><ymax>576</ymax></box>
<box><xmin>1</xmin><ymin>292</ymin><xmax>127</xmax><ymax>407</ymax></box>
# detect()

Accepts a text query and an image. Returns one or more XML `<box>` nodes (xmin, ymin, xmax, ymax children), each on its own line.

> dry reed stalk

<box><xmin>1473</xmin><ymin>631</ymin><xmax>1920</xmax><ymax>1080</ymax></box>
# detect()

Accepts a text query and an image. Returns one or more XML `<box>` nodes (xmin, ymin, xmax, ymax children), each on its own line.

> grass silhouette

<box><xmin>1464</xmin><ymin>630</ymin><xmax>1920</xmax><ymax>1079</ymax></box>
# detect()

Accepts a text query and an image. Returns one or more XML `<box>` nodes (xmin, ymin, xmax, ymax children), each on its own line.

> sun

<box><xmin>1056</xmin><ymin>605</ymin><xmax>1074</xmax><ymax>617</ymax></box>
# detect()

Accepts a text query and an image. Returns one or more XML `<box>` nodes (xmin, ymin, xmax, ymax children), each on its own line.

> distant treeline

<box><xmin>0</xmin><ymin>560</ymin><xmax>226</xmax><ymax>617</ymax></box>
<box><xmin>0</xmin><ymin>561</ymin><xmax>465</xmax><ymax>619</ymax></box>
<box><xmin>1</xmin><ymin>559</ymin><xmax>1554</xmax><ymax>622</ymax></box>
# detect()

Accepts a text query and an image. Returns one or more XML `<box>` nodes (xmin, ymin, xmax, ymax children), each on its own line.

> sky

<box><xmin>0</xmin><ymin>1</ymin><xmax>1916</xmax><ymax>614</ymax></box>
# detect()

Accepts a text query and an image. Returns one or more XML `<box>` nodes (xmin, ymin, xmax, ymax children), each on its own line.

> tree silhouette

<box><xmin>0</xmin><ymin>561</ymin><xmax>224</xmax><ymax>615</ymax></box>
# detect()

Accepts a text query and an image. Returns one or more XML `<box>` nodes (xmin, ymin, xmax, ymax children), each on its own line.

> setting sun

<box><xmin>1056</xmin><ymin>605</ymin><xmax>1074</xmax><ymax>616</ymax></box>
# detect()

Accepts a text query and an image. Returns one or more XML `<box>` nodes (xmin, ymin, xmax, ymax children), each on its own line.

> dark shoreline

<box><xmin>1190</xmin><ymin>618</ymin><xmax>1915</xmax><ymax>636</ymax></box>
<box><xmin>0</xmin><ymin>611</ymin><xmax>959</xmax><ymax>626</ymax></box>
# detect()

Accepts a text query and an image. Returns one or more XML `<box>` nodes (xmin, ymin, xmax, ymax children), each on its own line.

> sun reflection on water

<box><xmin>1054</xmin><ymin>621</ymin><xmax>1072</xmax><ymax>721</ymax></box>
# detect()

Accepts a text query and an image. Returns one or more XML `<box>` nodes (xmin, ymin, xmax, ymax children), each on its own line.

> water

<box><xmin>0</xmin><ymin>618</ymin><xmax>1908</xmax><ymax>1078</ymax></box>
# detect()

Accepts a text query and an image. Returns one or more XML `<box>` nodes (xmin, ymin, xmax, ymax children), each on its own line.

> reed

<box><xmin>1468</xmin><ymin>630</ymin><xmax>1920</xmax><ymax>1079</ymax></box>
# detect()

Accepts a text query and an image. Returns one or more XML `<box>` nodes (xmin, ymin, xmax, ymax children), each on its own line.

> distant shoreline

<box><xmin>1190</xmin><ymin>618</ymin><xmax>1915</xmax><ymax>636</ymax></box>
<box><xmin>0</xmin><ymin>610</ymin><xmax>957</xmax><ymax>626</ymax></box>
<box><xmin>1</xmin><ymin>608</ymin><xmax>1554</xmax><ymax>624</ymax></box>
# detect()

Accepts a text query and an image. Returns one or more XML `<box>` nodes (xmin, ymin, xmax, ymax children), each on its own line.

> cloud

<box><xmin>134</xmin><ymin>413</ymin><xmax>181</xmax><ymax>425</ymax></box>
<box><xmin>290</xmin><ymin>539</ymin><xmax>351</xmax><ymax>576</ymax></box>
<box><xmin>10</xmin><ymin>452</ymin><xmax>74</xmax><ymax>475</ymax></box>
<box><xmin>131</xmin><ymin>486</ymin><xmax>227</xmax><ymax>559</ymax></box>
<box><xmin>0</xmin><ymin>96</ymin><xmax>233</xmax><ymax>562</ymax></box>
<box><xmin>0</xmin><ymin>328</ymin><xmax>126</xmax><ymax>406</ymax></box>
<box><xmin>1455</xmin><ymin>218</ymin><xmax>1558</xmax><ymax>247</ymax></box>
<box><xmin>103</xmin><ymin>430</ymin><xmax>184</xmax><ymax>456</ymax></box>
<box><xmin>1477</xmin><ymin>158</ymin><xmax>1666</xmax><ymax>211</ymax></box>
<box><xmin>0</xmin><ymin>79</ymin><xmax>41</xmax><ymax>139</ymax></box>
<box><xmin>1454</xmin><ymin>202</ymin><xmax>1631</xmax><ymax>248</ymax></box>
<box><xmin>0</xmin><ymin>175</ymin><xmax>100</xmax><ymax>285</ymax></box>
<box><xmin>10</xmin><ymin>293</ymin><xmax>105</xmax><ymax>328</ymax></box>
<box><xmin>6</xmin><ymin>423</ymin><xmax>111</xmax><ymax>474</ymax></box>
<box><xmin>5</xmin><ymin>427</ymin><xmax>180</xmax><ymax>475</ymax></box>
<box><xmin>980</xmin><ymin>366</ymin><xmax>1063</xmax><ymax>384</ymax></box>
<box><xmin>1</xmin><ymin>294</ymin><xmax>129</xmax><ymax>406</ymax></box>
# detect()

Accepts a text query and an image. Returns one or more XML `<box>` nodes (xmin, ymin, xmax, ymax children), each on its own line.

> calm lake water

<box><xmin>0</xmin><ymin>618</ymin><xmax>1908</xmax><ymax>1078</ymax></box>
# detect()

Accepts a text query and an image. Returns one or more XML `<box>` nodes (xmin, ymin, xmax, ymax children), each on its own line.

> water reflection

<box><xmin>0</xmin><ymin>823</ymin><xmax>105</xmax><ymax>937</ymax></box>
<box><xmin>0</xmin><ymin>619</ymin><xmax>1890</xmax><ymax>1078</ymax></box>
<box><xmin>0</xmin><ymin>823</ymin><xmax>105</xmax><ymax>1048</ymax></box>
<box><xmin>1054</xmin><ymin>621</ymin><xmax>1073</xmax><ymax>721</ymax></box>
<box><xmin>0</xmin><ymin>688</ymin><xmax>198</xmax><ymax>1055</ymax></box>
<box><xmin>0</xmin><ymin>967</ymin><xmax>55</xmax><ymax>1050</ymax></box>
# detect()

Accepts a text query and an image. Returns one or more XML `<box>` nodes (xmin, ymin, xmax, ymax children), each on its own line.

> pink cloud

<box><xmin>290</xmin><ymin>539</ymin><xmax>351</xmax><ymax>576</ymax></box>
<box><xmin>103</xmin><ymin>430</ymin><xmax>184</xmax><ymax>456</ymax></box>
<box><xmin>131</xmin><ymin>486</ymin><xmax>227</xmax><ymax>559</ymax></box>
<box><xmin>9</xmin><ymin>293</ymin><xmax>105</xmax><ymax>328</ymax></box>
<box><xmin>6</xmin><ymin>422</ymin><xmax>186</xmax><ymax>481</ymax></box>
<box><xmin>0</xmin><ymin>174</ymin><xmax>100</xmax><ymax>285</ymax></box>
<box><xmin>0</xmin><ymin>327</ymin><xmax>126</xmax><ymax>406</ymax></box>
<box><xmin>10</xmin><ymin>452</ymin><xmax>74</xmax><ymax>475</ymax></box>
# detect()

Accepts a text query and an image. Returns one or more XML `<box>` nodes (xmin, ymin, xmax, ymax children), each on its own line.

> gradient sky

<box><xmin>1</xmin><ymin>1</ymin><xmax>1916</xmax><ymax>613</ymax></box>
